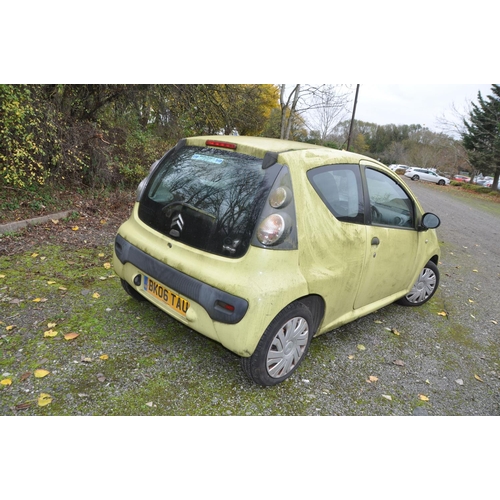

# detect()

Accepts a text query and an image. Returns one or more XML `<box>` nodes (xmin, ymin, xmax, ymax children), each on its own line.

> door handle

<box><xmin>371</xmin><ymin>237</ymin><xmax>380</xmax><ymax>246</ymax></box>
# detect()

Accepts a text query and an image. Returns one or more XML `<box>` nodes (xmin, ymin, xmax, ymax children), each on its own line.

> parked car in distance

<box><xmin>484</xmin><ymin>178</ymin><xmax>500</xmax><ymax>189</ymax></box>
<box><xmin>473</xmin><ymin>176</ymin><xmax>490</xmax><ymax>184</ymax></box>
<box><xmin>388</xmin><ymin>164</ymin><xmax>409</xmax><ymax>174</ymax></box>
<box><xmin>404</xmin><ymin>167</ymin><xmax>450</xmax><ymax>185</ymax></box>
<box><xmin>452</xmin><ymin>175</ymin><xmax>471</xmax><ymax>182</ymax></box>
<box><xmin>114</xmin><ymin>136</ymin><xmax>442</xmax><ymax>386</ymax></box>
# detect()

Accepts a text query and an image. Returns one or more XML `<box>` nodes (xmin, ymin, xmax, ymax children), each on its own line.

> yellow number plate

<box><xmin>144</xmin><ymin>275</ymin><xmax>190</xmax><ymax>316</ymax></box>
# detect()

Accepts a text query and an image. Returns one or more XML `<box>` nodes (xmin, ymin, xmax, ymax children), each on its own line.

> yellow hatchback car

<box><xmin>113</xmin><ymin>136</ymin><xmax>441</xmax><ymax>386</ymax></box>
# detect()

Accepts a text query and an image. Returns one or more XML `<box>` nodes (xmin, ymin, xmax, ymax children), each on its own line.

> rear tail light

<box><xmin>269</xmin><ymin>186</ymin><xmax>292</xmax><ymax>208</ymax></box>
<box><xmin>257</xmin><ymin>214</ymin><xmax>285</xmax><ymax>246</ymax></box>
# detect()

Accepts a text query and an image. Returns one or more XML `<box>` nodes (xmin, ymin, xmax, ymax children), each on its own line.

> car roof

<box><xmin>185</xmin><ymin>135</ymin><xmax>384</xmax><ymax>171</ymax></box>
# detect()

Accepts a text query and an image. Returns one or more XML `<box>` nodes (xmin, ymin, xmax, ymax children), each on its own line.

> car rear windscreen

<box><xmin>138</xmin><ymin>145</ymin><xmax>274</xmax><ymax>258</ymax></box>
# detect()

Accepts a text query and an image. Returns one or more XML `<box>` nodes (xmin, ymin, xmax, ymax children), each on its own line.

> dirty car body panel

<box><xmin>113</xmin><ymin>135</ymin><xmax>441</xmax><ymax>385</ymax></box>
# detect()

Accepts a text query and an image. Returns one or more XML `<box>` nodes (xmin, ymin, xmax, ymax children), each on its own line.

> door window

<box><xmin>307</xmin><ymin>165</ymin><xmax>364</xmax><ymax>224</ymax></box>
<box><xmin>365</xmin><ymin>168</ymin><xmax>414</xmax><ymax>228</ymax></box>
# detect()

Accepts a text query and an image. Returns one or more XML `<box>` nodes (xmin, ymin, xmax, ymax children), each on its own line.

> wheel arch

<box><xmin>295</xmin><ymin>294</ymin><xmax>325</xmax><ymax>335</ymax></box>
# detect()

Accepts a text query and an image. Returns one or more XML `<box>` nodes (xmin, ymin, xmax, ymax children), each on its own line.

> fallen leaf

<box><xmin>31</xmin><ymin>253</ymin><xmax>39</xmax><ymax>258</ymax></box>
<box><xmin>47</xmin><ymin>280</ymin><xmax>57</xmax><ymax>285</ymax></box>
<box><xmin>99</xmin><ymin>354</ymin><xmax>109</xmax><ymax>360</ymax></box>
<box><xmin>348</xmin><ymin>355</ymin><xmax>355</xmax><ymax>360</ymax></box>
<box><xmin>438</xmin><ymin>311</ymin><xmax>448</xmax><ymax>317</ymax></box>
<box><xmin>367</xmin><ymin>375</ymin><xmax>378</xmax><ymax>383</ymax></box>
<box><xmin>81</xmin><ymin>357</ymin><xmax>92</xmax><ymax>363</ymax></box>
<box><xmin>98</xmin><ymin>253</ymin><xmax>105</xmax><ymax>257</ymax></box>
<box><xmin>0</xmin><ymin>274</ymin><xmax>5</xmax><ymax>278</ymax></box>
<box><xmin>15</xmin><ymin>402</ymin><xmax>33</xmax><ymax>411</ymax></box>
<box><xmin>103</xmin><ymin>262</ymin><xmax>111</xmax><ymax>269</ymax></box>
<box><xmin>146</xmin><ymin>402</ymin><xmax>154</xmax><ymax>407</ymax></box>
<box><xmin>92</xmin><ymin>292</ymin><xmax>100</xmax><ymax>299</ymax></box>
<box><xmin>474</xmin><ymin>374</ymin><xmax>484</xmax><ymax>382</ymax></box>
<box><xmin>37</xmin><ymin>393</ymin><xmax>53</xmax><ymax>407</ymax></box>
<box><xmin>6</xmin><ymin>325</ymin><xmax>15</xmax><ymax>331</ymax></box>
<box><xmin>20</xmin><ymin>372</ymin><xmax>31</xmax><ymax>382</ymax></box>
<box><xmin>47</xmin><ymin>322</ymin><xmax>57</xmax><ymax>328</ymax></box>
<box><xmin>357</xmin><ymin>344</ymin><xmax>366</xmax><ymax>351</ymax></box>
<box><xmin>382</xmin><ymin>394</ymin><xmax>392</xmax><ymax>401</ymax></box>
<box><xmin>72</xmin><ymin>226</ymin><xmax>79</xmax><ymax>231</ymax></box>
<box><xmin>419</xmin><ymin>394</ymin><xmax>429</xmax><ymax>401</ymax></box>
<box><xmin>468</xmin><ymin>299</ymin><xmax>474</xmax><ymax>303</ymax></box>
<box><xmin>393</xmin><ymin>359</ymin><xmax>405</xmax><ymax>366</ymax></box>
<box><xmin>473</xmin><ymin>269</ymin><xmax>478</xmax><ymax>273</ymax></box>
<box><xmin>64</xmin><ymin>332</ymin><xmax>80</xmax><ymax>340</ymax></box>
<box><xmin>43</xmin><ymin>329</ymin><xmax>58</xmax><ymax>338</ymax></box>
<box><xmin>374</xmin><ymin>320</ymin><xmax>383</xmax><ymax>324</ymax></box>
<box><xmin>51</xmin><ymin>219</ymin><xmax>59</xmax><ymax>224</ymax></box>
<box><xmin>455</xmin><ymin>379</ymin><xmax>464</xmax><ymax>386</ymax></box>
<box><xmin>32</xmin><ymin>298</ymin><xmax>42</xmax><ymax>303</ymax></box>
<box><xmin>391</xmin><ymin>328</ymin><xmax>400</xmax><ymax>336</ymax></box>
<box><xmin>59</xmin><ymin>286</ymin><xmax>67</xmax><ymax>291</ymax></box>
<box><xmin>34</xmin><ymin>369</ymin><xmax>50</xmax><ymax>378</ymax></box>
<box><xmin>97</xmin><ymin>374</ymin><xmax>106</xmax><ymax>383</ymax></box>
<box><xmin>492</xmin><ymin>320</ymin><xmax>498</xmax><ymax>325</ymax></box>
<box><xmin>1</xmin><ymin>378</ymin><xmax>12</xmax><ymax>386</ymax></box>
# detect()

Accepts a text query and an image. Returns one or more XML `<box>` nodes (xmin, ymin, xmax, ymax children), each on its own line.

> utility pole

<box><xmin>346</xmin><ymin>84</ymin><xmax>360</xmax><ymax>151</ymax></box>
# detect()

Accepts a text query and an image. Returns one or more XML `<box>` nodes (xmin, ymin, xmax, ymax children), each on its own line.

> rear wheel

<box><xmin>241</xmin><ymin>302</ymin><xmax>314</xmax><ymax>386</ymax></box>
<box><xmin>397</xmin><ymin>261</ymin><xmax>439</xmax><ymax>306</ymax></box>
<box><xmin>412</xmin><ymin>175</ymin><xmax>420</xmax><ymax>181</ymax></box>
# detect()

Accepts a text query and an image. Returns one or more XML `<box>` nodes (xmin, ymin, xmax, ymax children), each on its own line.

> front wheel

<box><xmin>438</xmin><ymin>179</ymin><xmax>445</xmax><ymax>185</ymax></box>
<box><xmin>241</xmin><ymin>302</ymin><xmax>314</xmax><ymax>386</ymax></box>
<box><xmin>397</xmin><ymin>261</ymin><xmax>439</xmax><ymax>306</ymax></box>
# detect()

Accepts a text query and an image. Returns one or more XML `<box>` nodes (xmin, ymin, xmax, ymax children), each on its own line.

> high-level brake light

<box><xmin>206</xmin><ymin>140</ymin><xmax>237</xmax><ymax>150</ymax></box>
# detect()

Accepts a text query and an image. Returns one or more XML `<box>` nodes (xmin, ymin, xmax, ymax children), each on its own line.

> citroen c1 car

<box><xmin>113</xmin><ymin>136</ymin><xmax>441</xmax><ymax>386</ymax></box>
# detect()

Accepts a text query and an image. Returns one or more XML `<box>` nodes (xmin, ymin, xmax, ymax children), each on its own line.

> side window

<box><xmin>365</xmin><ymin>168</ymin><xmax>414</xmax><ymax>228</ymax></box>
<box><xmin>307</xmin><ymin>164</ymin><xmax>364</xmax><ymax>224</ymax></box>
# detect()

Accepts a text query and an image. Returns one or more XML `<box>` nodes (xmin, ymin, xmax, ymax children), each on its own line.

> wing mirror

<box><xmin>419</xmin><ymin>212</ymin><xmax>441</xmax><ymax>231</ymax></box>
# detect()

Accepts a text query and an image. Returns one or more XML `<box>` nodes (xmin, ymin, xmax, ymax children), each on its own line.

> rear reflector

<box><xmin>206</xmin><ymin>140</ymin><xmax>237</xmax><ymax>150</ymax></box>
<box><xmin>215</xmin><ymin>300</ymin><xmax>235</xmax><ymax>312</ymax></box>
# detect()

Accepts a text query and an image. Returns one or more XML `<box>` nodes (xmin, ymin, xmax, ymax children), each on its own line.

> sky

<box><xmin>350</xmin><ymin>84</ymin><xmax>494</xmax><ymax>133</ymax></box>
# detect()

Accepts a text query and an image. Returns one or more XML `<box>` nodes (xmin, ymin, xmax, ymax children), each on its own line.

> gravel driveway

<box><xmin>1</xmin><ymin>181</ymin><xmax>499</xmax><ymax>416</ymax></box>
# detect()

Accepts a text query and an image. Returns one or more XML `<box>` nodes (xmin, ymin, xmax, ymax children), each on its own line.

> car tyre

<box><xmin>121</xmin><ymin>279</ymin><xmax>147</xmax><ymax>302</ymax></box>
<box><xmin>438</xmin><ymin>179</ymin><xmax>445</xmax><ymax>185</ymax></box>
<box><xmin>241</xmin><ymin>302</ymin><xmax>315</xmax><ymax>386</ymax></box>
<box><xmin>411</xmin><ymin>175</ymin><xmax>420</xmax><ymax>181</ymax></box>
<box><xmin>397</xmin><ymin>261</ymin><xmax>439</xmax><ymax>307</ymax></box>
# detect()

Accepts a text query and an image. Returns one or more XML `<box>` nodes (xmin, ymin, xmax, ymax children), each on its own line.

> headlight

<box><xmin>257</xmin><ymin>214</ymin><xmax>285</xmax><ymax>246</ymax></box>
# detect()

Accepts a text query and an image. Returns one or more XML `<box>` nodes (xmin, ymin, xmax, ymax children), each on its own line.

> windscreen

<box><xmin>138</xmin><ymin>145</ymin><xmax>274</xmax><ymax>258</ymax></box>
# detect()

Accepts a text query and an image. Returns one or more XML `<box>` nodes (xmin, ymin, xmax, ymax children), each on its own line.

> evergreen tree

<box><xmin>462</xmin><ymin>84</ymin><xmax>500</xmax><ymax>190</ymax></box>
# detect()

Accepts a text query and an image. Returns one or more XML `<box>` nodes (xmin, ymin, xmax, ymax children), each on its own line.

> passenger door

<box><xmin>353</xmin><ymin>165</ymin><xmax>418</xmax><ymax>310</ymax></box>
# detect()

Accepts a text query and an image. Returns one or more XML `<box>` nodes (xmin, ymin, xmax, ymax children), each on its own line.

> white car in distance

<box><xmin>404</xmin><ymin>167</ymin><xmax>450</xmax><ymax>186</ymax></box>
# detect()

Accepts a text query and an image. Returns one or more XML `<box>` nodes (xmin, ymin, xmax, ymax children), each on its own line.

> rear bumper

<box><xmin>114</xmin><ymin>234</ymin><xmax>248</xmax><ymax>325</ymax></box>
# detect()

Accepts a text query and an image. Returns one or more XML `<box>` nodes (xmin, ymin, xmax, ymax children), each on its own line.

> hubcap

<box><xmin>405</xmin><ymin>268</ymin><xmax>436</xmax><ymax>304</ymax></box>
<box><xmin>267</xmin><ymin>317</ymin><xmax>309</xmax><ymax>379</ymax></box>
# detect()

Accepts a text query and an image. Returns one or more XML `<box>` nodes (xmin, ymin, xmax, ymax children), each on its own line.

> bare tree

<box><xmin>279</xmin><ymin>84</ymin><xmax>352</xmax><ymax>140</ymax></box>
